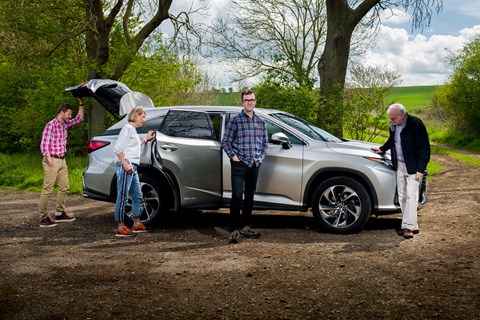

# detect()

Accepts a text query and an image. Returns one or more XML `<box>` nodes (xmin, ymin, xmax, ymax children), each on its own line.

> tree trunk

<box><xmin>82</xmin><ymin>0</ymin><xmax>173</xmax><ymax>138</ymax></box>
<box><xmin>317</xmin><ymin>0</ymin><xmax>379</xmax><ymax>137</ymax></box>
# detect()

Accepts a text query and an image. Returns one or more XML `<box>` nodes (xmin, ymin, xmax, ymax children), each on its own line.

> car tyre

<box><xmin>312</xmin><ymin>177</ymin><xmax>371</xmax><ymax>234</ymax></box>
<box><xmin>125</xmin><ymin>174</ymin><xmax>163</xmax><ymax>226</ymax></box>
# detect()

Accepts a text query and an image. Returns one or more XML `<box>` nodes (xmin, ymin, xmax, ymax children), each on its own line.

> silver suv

<box><xmin>67</xmin><ymin>79</ymin><xmax>427</xmax><ymax>234</ymax></box>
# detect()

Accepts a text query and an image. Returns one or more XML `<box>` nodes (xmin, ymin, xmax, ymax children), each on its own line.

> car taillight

<box><xmin>87</xmin><ymin>140</ymin><xmax>110</xmax><ymax>154</ymax></box>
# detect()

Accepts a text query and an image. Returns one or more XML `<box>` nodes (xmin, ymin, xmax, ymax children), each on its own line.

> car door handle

<box><xmin>161</xmin><ymin>144</ymin><xmax>178</xmax><ymax>151</ymax></box>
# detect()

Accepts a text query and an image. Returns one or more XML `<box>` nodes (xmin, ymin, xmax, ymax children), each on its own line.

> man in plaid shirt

<box><xmin>39</xmin><ymin>97</ymin><xmax>85</xmax><ymax>227</ymax></box>
<box><xmin>222</xmin><ymin>89</ymin><xmax>268</xmax><ymax>244</ymax></box>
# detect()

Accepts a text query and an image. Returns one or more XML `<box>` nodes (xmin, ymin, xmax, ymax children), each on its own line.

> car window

<box><xmin>209</xmin><ymin>114</ymin><xmax>222</xmax><ymax>141</ymax></box>
<box><xmin>271</xmin><ymin>113</ymin><xmax>342</xmax><ymax>142</ymax></box>
<box><xmin>137</xmin><ymin>115</ymin><xmax>165</xmax><ymax>134</ymax></box>
<box><xmin>159</xmin><ymin>110</ymin><xmax>215</xmax><ymax>140</ymax></box>
<box><xmin>265</xmin><ymin>120</ymin><xmax>304</xmax><ymax>145</ymax></box>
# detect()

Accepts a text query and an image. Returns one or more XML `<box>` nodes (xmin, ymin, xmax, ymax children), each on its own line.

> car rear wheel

<box><xmin>125</xmin><ymin>175</ymin><xmax>163</xmax><ymax>225</ymax></box>
<box><xmin>312</xmin><ymin>177</ymin><xmax>371</xmax><ymax>234</ymax></box>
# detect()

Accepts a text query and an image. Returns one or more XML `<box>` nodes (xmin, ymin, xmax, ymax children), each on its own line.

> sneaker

<box><xmin>229</xmin><ymin>229</ymin><xmax>240</xmax><ymax>244</ymax></box>
<box><xmin>116</xmin><ymin>226</ymin><xmax>136</xmax><ymax>237</ymax></box>
<box><xmin>132</xmin><ymin>223</ymin><xmax>148</xmax><ymax>233</ymax></box>
<box><xmin>39</xmin><ymin>217</ymin><xmax>57</xmax><ymax>228</ymax></box>
<box><xmin>55</xmin><ymin>211</ymin><xmax>76</xmax><ymax>223</ymax></box>
<box><xmin>240</xmin><ymin>226</ymin><xmax>261</xmax><ymax>239</ymax></box>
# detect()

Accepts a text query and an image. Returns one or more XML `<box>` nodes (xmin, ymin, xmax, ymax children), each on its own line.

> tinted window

<box><xmin>137</xmin><ymin>115</ymin><xmax>165</xmax><ymax>134</ymax></box>
<box><xmin>159</xmin><ymin>110</ymin><xmax>215</xmax><ymax>139</ymax></box>
<box><xmin>271</xmin><ymin>113</ymin><xmax>341</xmax><ymax>142</ymax></box>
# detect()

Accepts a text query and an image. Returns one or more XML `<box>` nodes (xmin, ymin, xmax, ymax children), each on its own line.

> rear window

<box><xmin>159</xmin><ymin>110</ymin><xmax>215</xmax><ymax>140</ymax></box>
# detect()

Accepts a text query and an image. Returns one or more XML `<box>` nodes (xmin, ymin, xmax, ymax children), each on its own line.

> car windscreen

<box><xmin>270</xmin><ymin>113</ymin><xmax>342</xmax><ymax>142</ymax></box>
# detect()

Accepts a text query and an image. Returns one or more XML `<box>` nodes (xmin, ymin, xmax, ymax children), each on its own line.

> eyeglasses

<box><xmin>389</xmin><ymin>114</ymin><xmax>402</xmax><ymax>121</ymax></box>
<box><xmin>243</xmin><ymin>99</ymin><xmax>256</xmax><ymax>103</ymax></box>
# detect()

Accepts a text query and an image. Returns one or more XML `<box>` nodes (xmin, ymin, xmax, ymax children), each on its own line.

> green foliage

<box><xmin>428</xmin><ymin>127</ymin><xmax>480</xmax><ymax>153</ymax></box>
<box><xmin>431</xmin><ymin>145</ymin><xmax>480</xmax><ymax>168</ymax></box>
<box><xmin>254</xmin><ymin>83</ymin><xmax>318</xmax><ymax>123</ymax></box>
<box><xmin>0</xmin><ymin>153</ymin><xmax>85</xmax><ymax>194</ymax></box>
<box><xmin>318</xmin><ymin>84</ymin><xmax>346</xmax><ymax>136</ymax></box>
<box><xmin>0</xmin><ymin>0</ymin><xmax>87</xmax><ymax>154</ymax></box>
<box><xmin>426</xmin><ymin>160</ymin><xmax>442</xmax><ymax>177</ymax></box>
<box><xmin>343</xmin><ymin>86</ymin><xmax>390</xmax><ymax>142</ymax></box>
<box><xmin>213</xmin><ymin>92</ymin><xmax>241</xmax><ymax>106</ymax></box>
<box><xmin>434</xmin><ymin>36</ymin><xmax>480</xmax><ymax>136</ymax></box>
<box><xmin>121</xmin><ymin>45</ymin><xmax>204</xmax><ymax>106</ymax></box>
<box><xmin>341</xmin><ymin>65</ymin><xmax>401</xmax><ymax>141</ymax></box>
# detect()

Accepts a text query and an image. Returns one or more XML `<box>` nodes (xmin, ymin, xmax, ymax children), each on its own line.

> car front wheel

<box><xmin>312</xmin><ymin>177</ymin><xmax>371</xmax><ymax>234</ymax></box>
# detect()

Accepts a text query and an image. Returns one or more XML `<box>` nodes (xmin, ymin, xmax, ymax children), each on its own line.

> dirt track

<box><xmin>0</xmin><ymin>152</ymin><xmax>479</xmax><ymax>319</ymax></box>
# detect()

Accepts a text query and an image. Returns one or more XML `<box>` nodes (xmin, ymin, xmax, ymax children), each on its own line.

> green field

<box><xmin>218</xmin><ymin>85</ymin><xmax>439</xmax><ymax>110</ymax></box>
<box><xmin>387</xmin><ymin>85</ymin><xmax>437</xmax><ymax>111</ymax></box>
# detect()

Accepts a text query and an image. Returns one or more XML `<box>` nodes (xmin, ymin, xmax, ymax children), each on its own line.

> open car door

<box><xmin>156</xmin><ymin>109</ymin><xmax>223</xmax><ymax>208</ymax></box>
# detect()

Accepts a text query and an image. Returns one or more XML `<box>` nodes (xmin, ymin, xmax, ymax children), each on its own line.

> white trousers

<box><xmin>397</xmin><ymin>161</ymin><xmax>420</xmax><ymax>231</ymax></box>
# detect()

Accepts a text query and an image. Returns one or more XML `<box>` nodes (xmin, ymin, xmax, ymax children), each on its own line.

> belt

<box><xmin>51</xmin><ymin>155</ymin><xmax>65</xmax><ymax>159</ymax></box>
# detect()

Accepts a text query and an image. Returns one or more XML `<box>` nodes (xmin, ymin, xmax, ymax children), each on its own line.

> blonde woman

<box><xmin>113</xmin><ymin>107</ymin><xmax>155</xmax><ymax>237</ymax></box>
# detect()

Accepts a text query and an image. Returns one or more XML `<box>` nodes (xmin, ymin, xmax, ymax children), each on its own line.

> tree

<box><xmin>0</xmin><ymin>0</ymin><xmax>204</xmax><ymax>139</ymax></box>
<box><xmin>436</xmin><ymin>36</ymin><xmax>480</xmax><ymax>136</ymax></box>
<box><xmin>255</xmin><ymin>83</ymin><xmax>318</xmax><ymax>123</ymax></box>
<box><xmin>0</xmin><ymin>0</ymin><xmax>207</xmax><ymax>153</ymax></box>
<box><xmin>318</xmin><ymin>0</ymin><xmax>443</xmax><ymax>136</ymax></box>
<box><xmin>83</xmin><ymin>0</ymin><xmax>175</xmax><ymax>136</ymax></box>
<box><xmin>343</xmin><ymin>65</ymin><xmax>401</xmax><ymax>141</ymax></box>
<box><xmin>208</xmin><ymin>0</ymin><xmax>381</xmax><ymax>89</ymax></box>
<box><xmin>205</xmin><ymin>0</ymin><xmax>331</xmax><ymax>88</ymax></box>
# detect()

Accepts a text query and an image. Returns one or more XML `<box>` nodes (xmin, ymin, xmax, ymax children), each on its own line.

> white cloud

<box><xmin>357</xmin><ymin>24</ymin><xmax>479</xmax><ymax>86</ymax></box>
<box><xmin>459</xmin><ymin>24</ymin><xmax>480</xmax><ymax>39</ymax></box>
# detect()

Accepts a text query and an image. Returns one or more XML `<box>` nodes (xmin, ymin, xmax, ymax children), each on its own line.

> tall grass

<box><xmin>0</xmin><ymin>153</ymin><xmax>86</xmax><ymax>194</ymax></box>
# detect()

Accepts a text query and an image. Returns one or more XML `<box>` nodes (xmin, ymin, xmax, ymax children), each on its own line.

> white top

<box><xmin>114</xmin><ymin>123</ymin><xmax>141</xmax><ymax>164</ymax></box>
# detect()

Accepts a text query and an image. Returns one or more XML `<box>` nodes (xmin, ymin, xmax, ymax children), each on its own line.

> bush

<box><xmin>437</xmin><ymin>36</ymin><xmax>480</xmax><ymax>137</ymax></box>
<box><xmin>255</xmin><ymin>83</ymin><xmax>318</xmax><ymax>123</ymax></box>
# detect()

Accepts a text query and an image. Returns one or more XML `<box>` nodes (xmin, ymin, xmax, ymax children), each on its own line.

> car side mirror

<box><xmin>271</xmin><ymin>132</ymin><xmax>292</xmax><ymax>150</ymax></box>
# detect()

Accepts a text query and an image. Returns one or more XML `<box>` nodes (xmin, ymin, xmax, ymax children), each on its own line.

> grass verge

<box><xmin>0</xmin><ymin>153</ymin><xmax>86</xmax><ymax>194</ymax></box>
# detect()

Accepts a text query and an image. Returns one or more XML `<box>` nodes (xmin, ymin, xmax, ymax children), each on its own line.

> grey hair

<box><xmin>387</xmin><ymin>103</ymin><xmax>406</xmax><ymax>116</ymax></box>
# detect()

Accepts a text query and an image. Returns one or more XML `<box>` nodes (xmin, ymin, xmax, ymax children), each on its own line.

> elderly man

<box><xmin>371</xmin><ymin>103</ymin><xmax>430</xmax><ymax>239</ymax></box>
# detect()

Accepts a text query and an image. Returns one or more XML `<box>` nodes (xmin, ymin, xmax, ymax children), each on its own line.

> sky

<box><xmin>362</xmin><ymin>0</ymin><xmax>480</xmax><ymax>86</ymax></box>
<box><xmin>167</xmin><ymin>0</ymin><xmax>480</xmax><ymax>88</ymax></box>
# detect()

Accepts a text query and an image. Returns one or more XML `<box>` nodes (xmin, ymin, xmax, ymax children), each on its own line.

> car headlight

<box><xmin>364</xmin><ymin>157</ymin><xmax>394</xmax><ymax>169</ymax></box>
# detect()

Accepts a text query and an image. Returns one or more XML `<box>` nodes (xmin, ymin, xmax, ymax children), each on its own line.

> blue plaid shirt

<box><xmin>222</xmin><ymin>109</ymin><xmax>268</xmax><ymax>167</ymax></box>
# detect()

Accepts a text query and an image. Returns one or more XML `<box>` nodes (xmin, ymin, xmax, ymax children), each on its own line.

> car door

<box><xmin>157</xmin><ymin>110</ymin><xmax>223</xmax><ymax>207</ymax></box>
<box><xmin>222</xmin><ymin>115</ymin><xmax>305</xmax><ymax>209</ymax></box>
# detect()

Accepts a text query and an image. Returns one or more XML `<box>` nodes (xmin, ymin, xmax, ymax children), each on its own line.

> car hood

<box><xmin>327</xmin><ymin>139</ymin><xmax>391</xmax><ymax>160</ymax></box>
<box><xmin>65</xmin><ymin>79</ymin><xmax>154</xmax><ymax>118</ymax></box>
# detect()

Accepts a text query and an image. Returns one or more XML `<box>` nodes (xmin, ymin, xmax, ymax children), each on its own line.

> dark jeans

<box><xmin>230</xmin><ymin>160</ymin><xmax>261</xmax><ymax>231</ymax></box>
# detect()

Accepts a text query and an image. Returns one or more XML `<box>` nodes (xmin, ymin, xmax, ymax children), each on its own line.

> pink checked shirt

<box><xmin>40</xmin><ymin>115</ymin><xmax>84</xmax><ymax>157</ymax></box>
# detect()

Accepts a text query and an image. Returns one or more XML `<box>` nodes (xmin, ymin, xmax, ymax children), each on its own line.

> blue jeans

<box><xmin>115</xmin><ymin>163</ymin><xmax>142</xmax><ymax>222</ymax></box>
<box><xmin>230</xmin><ymin>160</ymin><xmax>261</xmax><ymax>231</ymax></box>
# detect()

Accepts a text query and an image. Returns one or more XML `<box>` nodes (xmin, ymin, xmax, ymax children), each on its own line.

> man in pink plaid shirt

<box><xmin>39</xmin><ymin>97</ymin><xmax>85</xmax><ymax>227</ymax></box>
